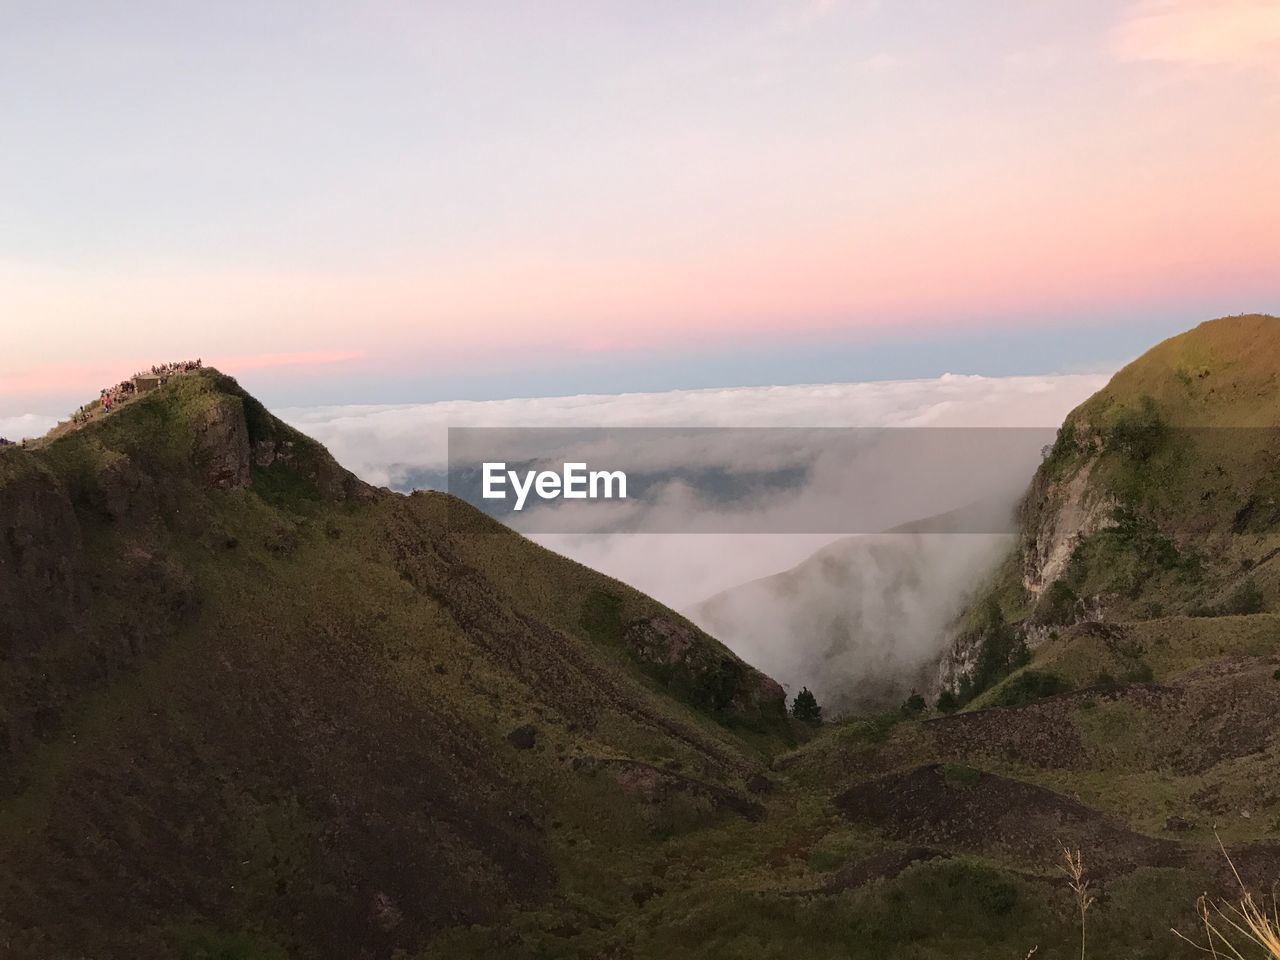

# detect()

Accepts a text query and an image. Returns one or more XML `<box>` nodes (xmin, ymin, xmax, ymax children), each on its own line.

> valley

<box><xmin>4</xmin><ymin>316</ymin><xmax>1280</xmax><ymax>959</ymax></box>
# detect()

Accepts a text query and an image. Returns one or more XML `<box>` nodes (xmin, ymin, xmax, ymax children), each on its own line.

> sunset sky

<box><xmin>3</xmin><ymin>0</ymin><xmax>1279</xmax><ymax>415</ymax></box>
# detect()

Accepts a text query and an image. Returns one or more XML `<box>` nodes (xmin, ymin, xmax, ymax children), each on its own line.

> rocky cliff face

<box><xmin>192</xmin><ymin>394</ymin><xmax>253</xmax><ymax>490</ymax></box>
<box><xmin>1018</xmin><ymin>454</ymin><xmax>1115</xmax><ymax>596</ymax></box>
<box><xmin>938</xmin><ymin>314</ymin><xmax>1280</xmax><ymax>700</ymax></box>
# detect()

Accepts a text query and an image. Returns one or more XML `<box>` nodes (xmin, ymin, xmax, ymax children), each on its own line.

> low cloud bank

<box><xmin>0</xmin><ymin>413</ymin><xmax>59</xmax><ymax>442</ymax></box>
<box><xmin>278</xmin><ymin>373</ymin><xmax>1108</xmax><ymax>489</ymax></box>
<box><xmin>277</xmin><ymin>371</ymin><xmax>1109</xmax><ymax>708</ymax></box>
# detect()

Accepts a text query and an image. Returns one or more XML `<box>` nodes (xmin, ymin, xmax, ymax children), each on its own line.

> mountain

<box><xmin>940</xmin><ymin>313</ymin><xmax>1280</xmax><ymax>700</ymax></box>
<box><xmin>0</xmin><ymin>369</ymin><xmax>788</xmax><ymax>959</ymax></box>
<box><xmin>7</xmin><ymin>322</ymin><xmax>1280</xmax><ymax>960</ymax></box>
<box><xmin>692</xmin><ymin>314</ymin><xmax>1280</xmax><ymax>959</ymax></box>
<box><xmin>766</xmin><ymin>315</ymin><xmax>1280</xmax><ymax>956</ymax></box>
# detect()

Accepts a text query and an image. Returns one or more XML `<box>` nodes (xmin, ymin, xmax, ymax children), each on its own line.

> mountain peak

<box><xmin>31</xmin><ymin>365</ymin><xmax>371</xmax><ymax>506</ymax></box>
<box><xmin>940</xmin><ymin>312</ymin><xmax>1280</xmax><ymax>702</ymax></box>
<box><xmin>1078</xmin><ymin>313</ymin><xmax>1280</xmax><ymax>428</ymax></box>
<box><xmin>1</xmin><ymin>363</ymin><xmax>792</xmax><ymax>955</ymax></box>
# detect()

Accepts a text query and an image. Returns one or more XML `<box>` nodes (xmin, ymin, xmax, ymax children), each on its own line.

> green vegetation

<box><xmin>1035</xmin><ymin>579</ymin><xmax>1080</xmax><ymax>627</ymax></box>
<box><xmin>1191</xmin><ymin>577</ymin><xmax>1266</xmax><ymax>617</ymax></box>
<box><xmin>1059</xmin><ymin>507</ymin><xmax>1199</xmax><ymax>607</ymax></box>
<box><xmin>580</xmin><ymin>588</ymin><xmax>626</xmax><ymax>645</ymax></box>
<box><xmin>941</xmin><ymin>764</ymin><xmax>981</xmax><ymax>787</ymax></box>
<box><xmin>900</xmin><ymin>690</ymin><xmax>926</xmax><ymax>718</ymax></box>
<box><xmin>1105</xmin><ymin>393</ymin><xmax>1166</xmax><ymax>462</ymax></box>
<box><xmin>0</xmin><ymin>369</ymin><xmax>791</xmax><ymax>957</ymax></box>
<box><xmin>791</xmin><ymin>687</ymin><xmax>822</xmax><ymax>725</ymax></box>
<box><xmin>166</xmin><ymin>925</ymin><xmax>290</xmax><ymax>960</ymax></box>
<box><xmin>988</xmin><ymin>669</ymin><xmax>1073</xmax><ymax>707</ymax></box>
<box><xmin>951</xmin><ymin>599</ymin><xmax>1031</xmax><ymax>707</ymax></box>
<box><xmin>837</xmin><ymin>710</ymin><xmax>905</xmax><ymax>745</ymax></box>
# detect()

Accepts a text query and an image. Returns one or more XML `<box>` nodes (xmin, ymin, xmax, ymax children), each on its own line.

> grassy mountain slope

<box><xmin>675</xmin><ymin>313</ymin><xmax>1280</xmax><ymax>960</ymax></box>
<box><xmin>7</xmin><ymin>318</ymin><xmax>1280</xmax><ymax>960</ymax></box>
<box><xmin>941</xmin><ymin>314</ymin><xmax>1280</xmax><ymax>698</ymax></box>
<box><xmin>755</xmin><ymin>314</ymin><xmax>1280</xmax><ymax>957</ymax></box>
<box><xmin>0</xmin><ymin>370</ymin><xmax>788</xmax><ymax>959</ymax></box>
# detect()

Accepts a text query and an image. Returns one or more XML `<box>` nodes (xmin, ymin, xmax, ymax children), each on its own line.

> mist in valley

<box><xmin>686</xmin><ymin>533</ymin><xmax>1013</xmax><ymax>713</ymax></box>
<box><xmin>279</xmin><ymin>373</ymin><xmax>1108</xmax><ymax>710</ymax></box>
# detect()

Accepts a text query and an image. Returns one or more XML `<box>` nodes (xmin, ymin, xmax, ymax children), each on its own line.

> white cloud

<box><xmin>0</xmin><ymin>413</ymin><xmax>58</xmax><ymax>442</ymax></box>
<box><xmin>1109</xmin><ymin>0</ymin><xmax>1280</xmax><ymax>72</ymax></box>
<box><xmin>277</xmin><ymin>371</ymin><xmax>1110</xmax><ymax>609</ymax></box>
<box><xmin>278</xmin><ymin>371</ymin><xmax>1110</xmax><ymax>489</ymax></box>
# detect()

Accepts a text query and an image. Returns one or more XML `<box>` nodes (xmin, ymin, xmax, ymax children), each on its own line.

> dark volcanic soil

<box><xmin>835</xmin><ymin>764</ymin><xmax>1181</xmax><ymax>879</ymax></box>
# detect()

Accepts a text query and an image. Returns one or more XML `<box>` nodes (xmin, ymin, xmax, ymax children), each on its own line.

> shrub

<box><xmin>791</xmin><ymin>687</ymin><xmax>822</xmax><ymax>725</ymax></box>
<box><xmin>936</xmin><ymin>689</ymin><xmax>959</xmax><ymax>714</ymax></box>
<box><xmin>580</xmin><ymin>590</ymin><xmax>624</xmax><ymax>644</ymax></box>
<box><xmin>991</xmin><ymin>670</ymin><xmax>1073</xmax><ymax>707</ymax></box>
<box><xmin>969</xmin><ymin>600</ymin><xmax>1026</xmax><ymax>695</ymax></box>
<box><xmin>1107</xmin><ymin>394</ymin><xmax>1165</xmax><ymax>462</ymax></box>
<box><xmin>900</xmin><ymin>691</ymin><xmax>926</xmax><ymax>718</ymax></box>
<box><xmin>1122</xmin><ymin>661</ymin><xmax>1155</xmax><ymax>684</ymax></box>
<box><xmin>1036</xmin><ymin>580</ymin><xmax>1079</xmax><ymax>626</ymax></box>
<box><xmin>1223</xmin><ymin>577</ymin><xmax>1265</xmax><ymax>615</ymax></box>
<box><xmin>1189</xmin><ymin>577</ymin><xmax>1265</xmax><ymax>618</ymax></box>
<box><xmin>840</xmin><ymin>711</ymin><xmax>902</xmax><ymax>744</ymax></box>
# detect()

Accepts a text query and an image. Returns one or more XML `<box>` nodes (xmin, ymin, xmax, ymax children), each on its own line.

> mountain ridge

<box><xmin>0</xmin><ymin>368</ymin><xmax>789</xmax><ymax>958</ymax></box>
<box><xmin>939</xmin><ymin>313</ymin><xmax>1280</xmax><ymax>699</ymax></box>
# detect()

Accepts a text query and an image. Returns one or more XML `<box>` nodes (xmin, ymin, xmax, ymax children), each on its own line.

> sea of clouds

<box><xmin>0</xmin><ymin>413</ymin><xmax>59</xmax><ymax>442</ymax></box>
<box><xmin>280</xmin><ymin>372</ymin><xmax>1113</xmax><ymax>711</ymax></box>
<box><xmin>278</xmin><ymin>372</ymin><xmax>1110</xmax><ymax>606</ymax></box>
<box><xmin>10</xmin><ymin>371</ymin><xmax>1113</xmax><ymax>711</ymax></box>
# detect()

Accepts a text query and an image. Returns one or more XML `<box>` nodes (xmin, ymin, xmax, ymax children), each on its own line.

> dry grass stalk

<box><xmin>1062</xmin><ymin>844</ymin><xmax>1095</xmax><ymax>960</ymax></box>
<box><xmin>1172</xmin><ymin>832</ymin><xmax>1280</xmax><ymax>959</ymax></box>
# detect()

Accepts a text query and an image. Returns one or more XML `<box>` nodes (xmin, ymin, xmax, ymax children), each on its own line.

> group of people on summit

<box><xmin>72</xmin><ymin>359</ymin><xmax>203</xmax><ymax>423</ymax></box>
<box><xmin>0</xmin><ymin>360</ymin><xmax>206</xmax><ymax>449</ymax></box>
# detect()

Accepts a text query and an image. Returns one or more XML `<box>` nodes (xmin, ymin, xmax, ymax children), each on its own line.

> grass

<box><xmin>1062</xmin><ymin>846</ymin><xmax>1094</xmax><ymax>960</ymax></box>
<box><xmin>166</xmin><ymin>924</ymin><xmax>290</xmax><ymax>960</ymax></box>
<box><xmin>1173</xmin><ymin>836</ymin><xmax>1280</xmax><ymax>960</ymax></box>
<box><xmin>836</xmin><ymin>710</ymin><xmax>906</xmax><ymax>745</ymax></box>
<box><xmin>1028</xmin><ymin>615</ymin><xmax>1280</xmax><ymax>687</ymax></box>
<box><xmin>989</xmin><ymin>669</ymin><xmax>1074</xmax><ymax>707</ymax></box>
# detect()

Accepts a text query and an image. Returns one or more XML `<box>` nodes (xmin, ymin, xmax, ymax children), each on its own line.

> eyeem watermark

<box><xmin>482</xmin><ymin>461</ymin><xmax>628</xmax><ymax>511</ymax></box>
<box><xmin>447</xmin><ymin>426</ymin><xmax>1060</xmax><ymax>533</ymax></box>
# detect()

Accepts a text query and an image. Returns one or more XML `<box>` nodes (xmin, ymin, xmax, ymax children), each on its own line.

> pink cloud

<box><xmin>1109</xmin><ymin>0</ymin><xmax>1280</xmax><ymax>72</ymax></box>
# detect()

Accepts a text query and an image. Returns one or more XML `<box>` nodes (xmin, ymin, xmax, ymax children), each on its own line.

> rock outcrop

<box><xmin>193</xmin><ymin>394</ymin><xmax>252</xmax><ymax>490</ymax></box>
